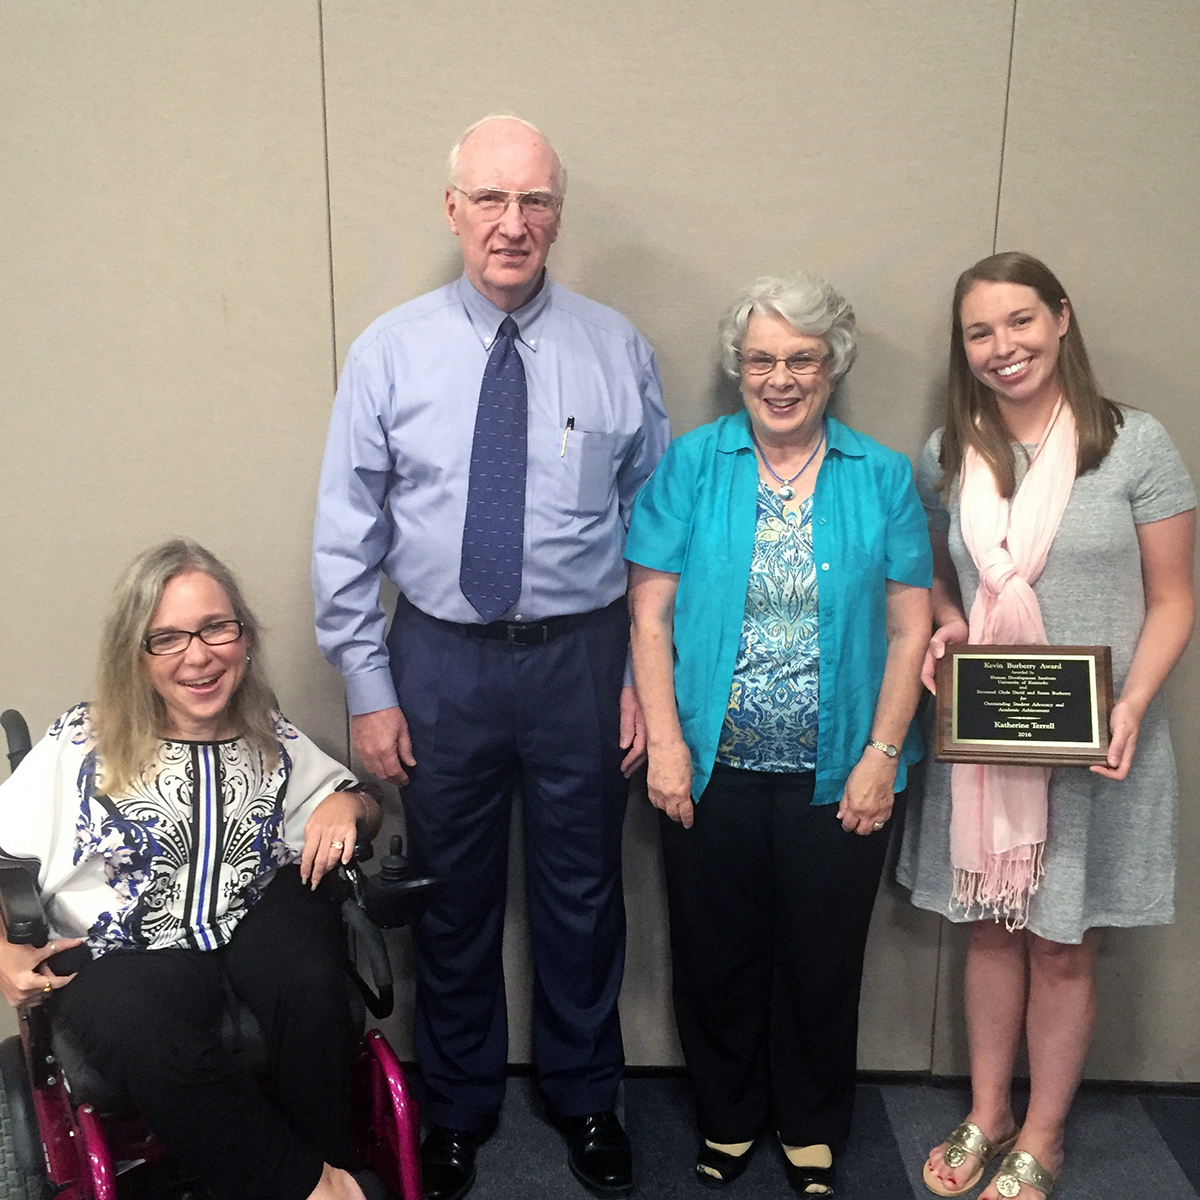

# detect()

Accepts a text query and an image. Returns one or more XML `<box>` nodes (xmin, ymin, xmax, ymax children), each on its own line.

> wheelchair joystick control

<box><xmin>360</xmin><ymin>835</ymin><xmax>442</xmax><ymax>929</ymax></box>
<box><xmin>379</xmin><ymin>835</ymin><xmax>409</xmax><ymax>880</ymax></box>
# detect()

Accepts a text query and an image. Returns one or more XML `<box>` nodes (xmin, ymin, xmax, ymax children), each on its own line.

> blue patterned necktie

<box><xmin>460</xmin><ymin>316</ymin><xmax>528</xmax><ymax>621</ymax></box>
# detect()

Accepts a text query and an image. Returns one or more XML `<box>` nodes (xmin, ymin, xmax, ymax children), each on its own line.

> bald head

<box><xmin>448</xmin><ymin>115</ymin><xmax>566</xmax><ymax>197</ymax></box>
<box><xmin>444</xmin><ymin>115</ymin><xmax>565</xmax><ymax>312</ymax></box>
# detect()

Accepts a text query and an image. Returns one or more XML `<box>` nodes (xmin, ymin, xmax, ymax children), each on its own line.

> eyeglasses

<box><xmin>452</xmin><ymin>186</ymin><xmax>562</xmax><ymax>225</ymax></box>
<box><xmin>737</xmin><ymin>351</ymin><xmax>829</xmax><ymax>377</ymax></box>
<box><xmin>142</xmin><ymin>620</ymin><xmax>244</xmax><ymax>656</ymax></box>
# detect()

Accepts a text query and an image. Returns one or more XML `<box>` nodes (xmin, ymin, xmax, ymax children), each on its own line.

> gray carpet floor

<box><xmin>448</xmin><ymin>1073</ymin><xmax>1200</xmax><ymax>1199</ymax></box>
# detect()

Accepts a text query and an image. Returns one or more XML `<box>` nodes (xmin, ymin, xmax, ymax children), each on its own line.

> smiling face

<box><xmin>738</xmin><ymin>310</ymin><xmax>832</xmax><ymax>448</ymax></box>
<box><xmin>141</xmin><ymin>570</ymin><xmax>247</xmax><ymax>740</ymax></box>
<box><xmin>445</xmin><ymin>118</ymin><xmax>562</xmax><ymax>312</ymax></box>
<box><xmin>960</xmin><ymin>280</ymin><xmax>1070</xmax><ymax>414</ymax></box>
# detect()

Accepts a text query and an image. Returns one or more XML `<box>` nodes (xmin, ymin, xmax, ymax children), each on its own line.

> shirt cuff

<box><xmin>345</xmin><ymin>667</ymin><xmax>400</xmax><ymax>717</ymax></box>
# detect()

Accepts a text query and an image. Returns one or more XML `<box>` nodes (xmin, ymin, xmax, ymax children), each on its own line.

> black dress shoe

<box><xmin>420</xmin><ymin>1124</ymin><xmax>493</xmax><ymax>1200</ymax></box>
<box><xmin>547</xmin><ymin>1109</ymin><xmax>633</xmax><ymax>1196</ymax></box>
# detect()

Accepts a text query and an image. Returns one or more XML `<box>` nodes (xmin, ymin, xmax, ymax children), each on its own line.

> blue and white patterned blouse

<box><xmin>716</xmin><ymin>485</ymin><xmax>820</xmax><ymax>772</ymax></box>
<box><xmin>0</xmin><ymin>704</ymin><xmax>356</xmax><ymax>956</ymax></box>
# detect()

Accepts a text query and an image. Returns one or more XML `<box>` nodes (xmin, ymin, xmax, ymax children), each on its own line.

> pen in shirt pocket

<box><xmin>560</xmin><ymin>416</ymin><xmax>575</xmax><ymax>456</ymax></box>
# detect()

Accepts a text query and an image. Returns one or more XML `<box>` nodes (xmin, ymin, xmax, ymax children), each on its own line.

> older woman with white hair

<box><xmin>626</xmin><ymin>273</ymin><xmax>931</xmax><ymax>1196</ymax></box>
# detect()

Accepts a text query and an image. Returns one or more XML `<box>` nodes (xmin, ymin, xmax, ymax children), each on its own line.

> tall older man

<box><xmin>313</xmin><ymin>116</ymin><xmax>669</xmax><ymax>1200</ymax></box>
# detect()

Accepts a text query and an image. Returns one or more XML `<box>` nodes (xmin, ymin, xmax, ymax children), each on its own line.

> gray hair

<box><xmin>718</xmin><ymin>273</ymin><xmax>858</xmax><ymax>383</ymax></box>
<box><xmin>92</xmin><ymin>538</ymin><xmax>279</xmax><ymax>793</ymax></box>
<box><xmin>447</xmin><ymin>114</ymin><xmax>568</xmax><ymax>197</ymax></box>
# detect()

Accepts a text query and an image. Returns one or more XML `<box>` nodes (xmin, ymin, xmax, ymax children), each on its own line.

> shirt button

<box><xmin>818</xmin><ymin>517</ymin><xmax>827</xmax><ymax>525</ymax></box>
<box><xmin>821</xmin><ymin>563</ymin><xmax>830</xmax><ymax>571</ymax></box>
<box><xmin>514</xmin><ymin>614</ymin><xmax>524</xmax><ymax>621</ymax></box>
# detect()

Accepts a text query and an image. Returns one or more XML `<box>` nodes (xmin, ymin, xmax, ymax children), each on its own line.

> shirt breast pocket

<box><xmin>559</xmin><ymin>428</ymin><xmax>626</xmax><ymax>517</ymax></box>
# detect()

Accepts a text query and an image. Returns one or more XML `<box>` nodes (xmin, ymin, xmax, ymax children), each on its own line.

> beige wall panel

<box><xmin>931</xmin><ymin>0</ymin><xmax>1200</xmax><ymax>1081</ymax></box>
<box><xmin>322</xmin><ymin>0</ymin><xmax>1015</xmax><ymax>1066</ymax></box>
<box><xmin>0</xmin><ymin>3</ymin><xmax>346</xmax><ymax>758</ymax></box>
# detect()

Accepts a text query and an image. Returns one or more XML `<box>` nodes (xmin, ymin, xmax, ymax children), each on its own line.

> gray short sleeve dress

<box><xmin>896</xmin><ymin>408</ymin><xmax>1196</xmax><ymax>944</ymax></box>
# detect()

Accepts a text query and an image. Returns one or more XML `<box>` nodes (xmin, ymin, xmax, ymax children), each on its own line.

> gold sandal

<box><xmin>992</xmin><ymin>1150</ymin><xmax>1055</xmax><ymax>1198</ymax></box>
<box><xmin>922</xmin><ymin>1121</ymin><xmax>1018</xmax><ymax>1197</ymax></box>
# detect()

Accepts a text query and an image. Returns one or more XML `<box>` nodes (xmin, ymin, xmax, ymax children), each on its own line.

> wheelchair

<box><xmin>0</xmin><ymin>709</ymin><xmax>438</xmax><ymax>1200</ymax></box>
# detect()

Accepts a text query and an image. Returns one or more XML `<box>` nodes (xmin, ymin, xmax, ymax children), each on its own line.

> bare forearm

<box><xmin>931</xmin><ymin>578</ymin><xmax>967</xmax><ymax>630</ymax></box>
<box><xmin>630</xmin><ymin>618</ymin><xmax>686</xmax><ymax>750</ymax></box>
<box><xmin>873</xmin><ymin>584</ymin><xmax>933</xmax><ymax>744</ymax></box>
<box><xmin>871</xmin><ymin>629</ymin><xmax>929</xmax><ymax>746</ymax></box>
<box><xmin>1120</xmin><ymin>596</ymin><xmax>1195</xmax><ymax>719</ymax></box>
<box><xmin>929</xmin><ymin>534</ymin><xmax>967</xmax><ymax>629</ymax></box>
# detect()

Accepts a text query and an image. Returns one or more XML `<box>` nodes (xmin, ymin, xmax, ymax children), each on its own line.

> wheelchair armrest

<box><xmin>0</xmin><ymin>864</ymin><xmax>49</xmax><ymax>948</ymax></box>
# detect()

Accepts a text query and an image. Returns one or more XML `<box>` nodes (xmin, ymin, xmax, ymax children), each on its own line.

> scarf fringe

<box><xmin>952</xmin><ymin>841</ymin><xmax>1045</xmax><ymax>931</ymax></box>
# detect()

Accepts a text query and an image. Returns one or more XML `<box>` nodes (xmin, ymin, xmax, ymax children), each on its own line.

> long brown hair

<box><xmin>937</xmin><ymin>251</ymin><xmax>1123</xmax><ymax>498</ymax></box>
<box><xmin>92</xmin><ymin>539</ymin><xmax>278</xmax><ymax>794</ymax></box>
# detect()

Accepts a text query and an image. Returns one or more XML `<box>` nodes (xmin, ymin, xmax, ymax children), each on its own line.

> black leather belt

<box><xmin>437</xmin><ymin>598</ymin><xmax>625</xmax><ymax>646</ymax></box>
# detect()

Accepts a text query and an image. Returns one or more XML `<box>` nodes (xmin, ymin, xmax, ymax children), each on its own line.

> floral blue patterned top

<box><xmin>716</xmin><ymin>484</ymin><xmax>820</xmax><ymax>772</ymax></box>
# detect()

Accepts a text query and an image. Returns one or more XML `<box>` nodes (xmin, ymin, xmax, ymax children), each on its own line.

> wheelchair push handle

<box><xmin>1</xmin><ymin>710</ymin><xmax>32</xmax><ymax>774</ymax></box>
<box><xmin>0</xmin><ymin>713</ymin><xmax>49</xmax><ymax>947</ymax></box>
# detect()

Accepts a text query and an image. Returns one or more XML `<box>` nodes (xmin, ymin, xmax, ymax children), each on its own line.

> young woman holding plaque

<box><xmin>897</xmin><ymin>252</ymin><xmax>1196</xmax><ymax>1200</ymax></box>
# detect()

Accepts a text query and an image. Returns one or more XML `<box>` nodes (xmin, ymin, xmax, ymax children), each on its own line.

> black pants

<box><xmin>52</xmin><ymin>866</ymin><xmax>358</xmax><ymax>1200</ymax></box>
<box><xmin>658</xmin><ymin>764</ymin><xmax>889</xmax><ymax>1150</ymax></box>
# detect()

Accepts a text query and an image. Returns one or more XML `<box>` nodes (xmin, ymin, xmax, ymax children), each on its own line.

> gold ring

<box><xmin>43</xmin><ymin>984</ymin><xmax>53</xmax><ymax>995</ymax></box>
<box><xmin>330</xmin><ymin>841</ymin><xmax>344</xmax><ymax>851</ymax></box>
<box><xmin>873</xmin><ymin>821</ymin><xmax>886</xmax><ymax>830</ymax></box>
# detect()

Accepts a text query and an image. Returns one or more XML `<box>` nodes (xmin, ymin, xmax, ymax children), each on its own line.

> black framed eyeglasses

<box><xmin>142</xmin><ymin>620</ymin><xmax>244</xmax><ymax>656</ymax></box>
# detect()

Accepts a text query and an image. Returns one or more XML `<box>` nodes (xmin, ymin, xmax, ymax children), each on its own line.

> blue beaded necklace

<box><xmin>750</xmin><ymin>424</ymin><xmax>825</xmax><ymax>500</ymax></box>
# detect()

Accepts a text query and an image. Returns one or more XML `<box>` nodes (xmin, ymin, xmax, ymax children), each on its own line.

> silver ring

<box><xmin>49</xmin><ymin>940</ymin><xmax>56</xmax><ymax>954</ymax></box>
<box><xmin>873</xmin><ymin>821</ymin><xmax>886</xmax><ymax>830</ymax></box>
<box><xmin>330</xmin><ymin>841</ymin><xmax>344</xmax><ymax>850</ymax></box>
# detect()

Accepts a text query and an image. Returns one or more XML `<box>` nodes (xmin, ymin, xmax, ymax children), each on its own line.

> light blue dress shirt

<box><xmin>314</xmin><ymin>274</ymin><xmax>670</xmax><ymax>715</ymax></box>
<box><xmin>625</xmin><ymin>411</ymin><xmax>932</xmax><ymax>805</ymax></box>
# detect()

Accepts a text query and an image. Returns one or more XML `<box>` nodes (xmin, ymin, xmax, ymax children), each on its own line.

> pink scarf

<box><xmin>951</xmin><ymin>397</ymin><xmax>1077</xmax><ymax>927</ymax></box>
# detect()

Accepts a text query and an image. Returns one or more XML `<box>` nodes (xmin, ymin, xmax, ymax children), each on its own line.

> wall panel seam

<box><xmin>992</xmin><ymin>0</ymin><xmax>1019</xmax><ymax>253</ymax></box>
<box><xmin>316</xmin><ymin>0</ymin><xmax>352</xmax><ymax>762</ymax></box>
<box><xmin>317</xmin><ymin>0</ymin><xmax>339</xmax><ymax>389</ymax></box>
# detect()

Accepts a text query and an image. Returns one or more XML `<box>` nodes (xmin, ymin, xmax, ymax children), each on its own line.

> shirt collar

<box><xmin>717</xmin><ymin>409</ymin><xmax>866</xmax><ymax>458</ymax></box>
<box><xmin>456</xmin><ymin>272</ymin><xmax>553</xmax><ymax>352</ymax></box>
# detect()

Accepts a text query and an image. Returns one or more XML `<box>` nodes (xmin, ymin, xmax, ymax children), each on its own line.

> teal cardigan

<box><xmin>625</xmin><ymin>411</ymin><xmax>932</xmax><ymax>804</ymax></box>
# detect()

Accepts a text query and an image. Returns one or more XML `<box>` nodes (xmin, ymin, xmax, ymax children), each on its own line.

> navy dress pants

<box><xmin>388</xmin><ymin>598</ymin><xmax>629</xmax><ymax>1131</ymax></box>
<box><xmin>658</xmin><ymin>765</ymin><xmax>889</xmax><ymax>1151</ymax></box>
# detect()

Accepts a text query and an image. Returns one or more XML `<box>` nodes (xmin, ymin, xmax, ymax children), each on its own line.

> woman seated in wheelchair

<box><xmin>0</xmin><ymin>539</ymin><xmax>386</xmax><ymax>1200</ymax></box>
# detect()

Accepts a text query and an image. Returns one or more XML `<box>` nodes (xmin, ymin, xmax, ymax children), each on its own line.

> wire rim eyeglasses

<box><xmin>736</xmin><ymin>350</ymin><xmax>829</xmax><ymax>377</ymax></box>
<box><xmin>451</xmin><ymin>185</ymin><xmax>562</xmax><ymax>225</ymax></box>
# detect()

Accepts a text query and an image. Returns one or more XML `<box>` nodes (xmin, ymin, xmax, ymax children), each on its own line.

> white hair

<box><xmin>446</xmin><ymin>114</ymin><xmax>567</xmax><ymax>196</ymax></box>
<box><xmin>718</xmin><ymin>273</ymin><xmax>858</xmax><ymax>383</ymax></box>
